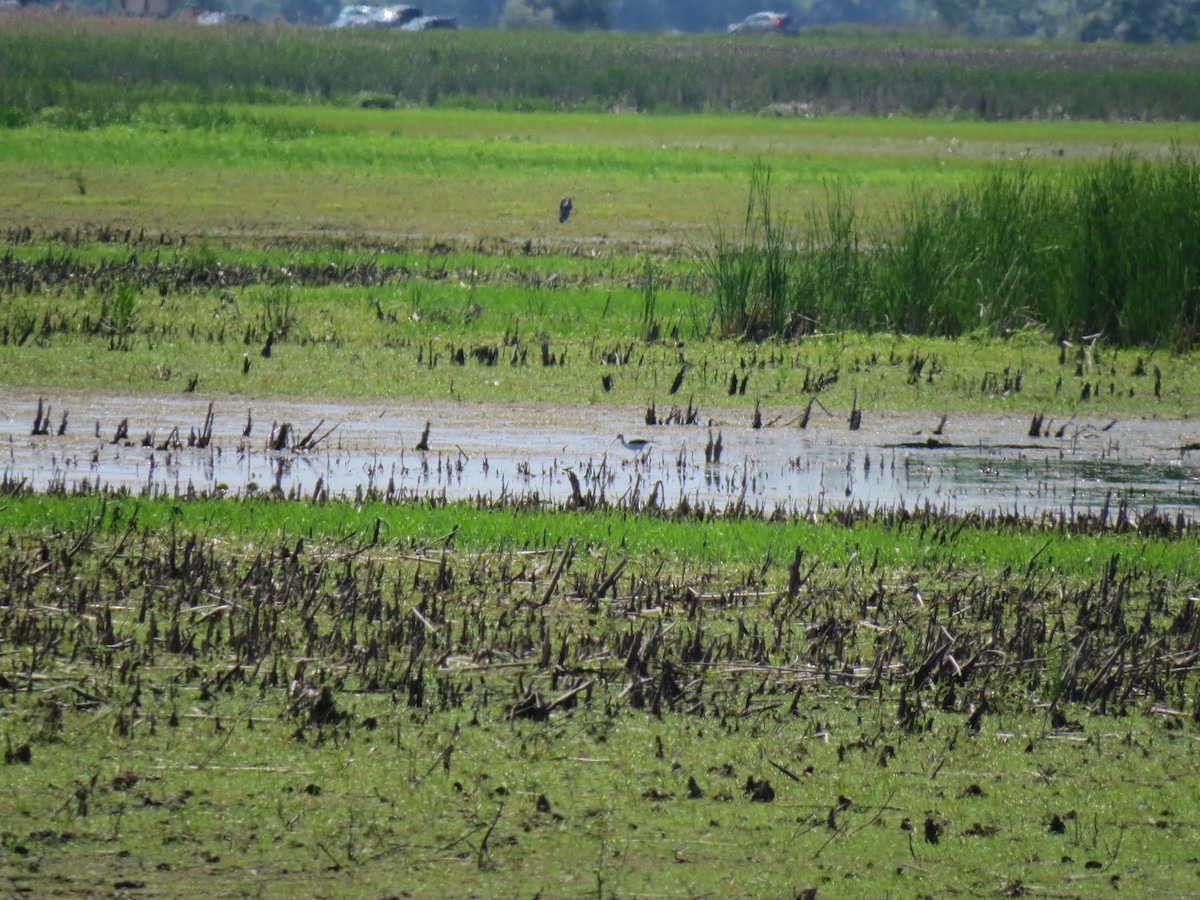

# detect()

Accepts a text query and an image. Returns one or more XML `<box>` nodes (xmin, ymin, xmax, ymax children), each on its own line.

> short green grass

<box><xmin>8</xmin><ymin>689</ymin><xmax>1199</xmax><ymax>897</ymax></box>
<box><xmin>3</xmin><ymin>263</ymin><xmax>1197</xmax><ymax>415</ymax></box>
<box><xmin>5</xmin><ymin>491</ymin><xmax>1200</xmax><ymax>577</ymax></box>
<box><xmin>3</xmin><ymin>108</ymin><xmax>1196</xmax><ymax>243</ymax></box>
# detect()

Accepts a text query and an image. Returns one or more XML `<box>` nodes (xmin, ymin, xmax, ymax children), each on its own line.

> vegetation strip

<box><xmin>5</xmin><ymin>20</ymin><xmax>1200</xmax><ymax>119</ymax></box>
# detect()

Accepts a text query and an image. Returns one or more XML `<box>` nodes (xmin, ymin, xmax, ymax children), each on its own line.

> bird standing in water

<box><xmin>615</xmin><ymin>434</ymin><xmax>651</xmax><ymax>452</ymax></box>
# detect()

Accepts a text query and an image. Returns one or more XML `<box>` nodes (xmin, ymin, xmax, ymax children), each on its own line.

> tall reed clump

<box><xmin>100</xmin><ymin>279</ymin><xmax>138</xmax><ymax>351</ymax></box>
<box><xmin>870</xmin><ymin>165</ymin><xmax>1064</xmax><ymax>337</ymax></box>
<box><xmin>794</xmin><ymin>182</ymin><xmax>866</xmax><ymax>333</ymax></box>
<box><xmin>700</xmin><ymin>164</ymin><xmax>803</xmax><ymax>339</ymax></box>
<box><xmin>639</xmin><ymin>254</ymin><xmax>661</xmax><ymax>342</ymax></box>
<box><xmin>706</xmin><ymin>152</ymin><xmax>1200</xmax><ymax>348</ymax></box>
<box><xmin>1058</xmin><ymin>151</ymin><xmax>1200</xmax><ymax>346</ymax></box>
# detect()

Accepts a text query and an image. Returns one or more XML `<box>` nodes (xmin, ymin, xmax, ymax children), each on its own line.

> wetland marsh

<box><xmin>3</xmin><ymin>18</ymin><xmax>1200</xmax><ymax>898</ymax></box>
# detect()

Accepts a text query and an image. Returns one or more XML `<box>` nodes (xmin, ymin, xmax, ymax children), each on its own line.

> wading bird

<box><xmin>559</xmin><ymin>196</ymin><xmax>573</xmax><ymax>223</ymax></box>
<box><xmin>615</xmin><ymin>433</ymin><xmax>651</xmax><ymax>452</ymax></box>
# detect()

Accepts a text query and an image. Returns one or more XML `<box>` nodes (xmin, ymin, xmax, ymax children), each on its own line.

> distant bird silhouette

<box><xmin>559</xmin><ymin>196</ymin><xmax>573</xmax><ymax>223</ymax></box>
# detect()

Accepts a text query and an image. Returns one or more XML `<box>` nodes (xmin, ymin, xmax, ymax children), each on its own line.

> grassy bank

<box><xmin>3</xmin><ymin>240</ymin><xmax>1199</xmax><ymax>414</ymax></box>
<box><xmin>6</xmin><ymin>489</ymin><xmax>1199</xmax><ymax>574</ymax></box>
<box><xmin>9</xmin><ymin>105</ymin><xmax>1191</xmax><ymax>247</ymax></box>
<box><xmin>3</xmin><ymin>107</ymin><xmax>1200</xmax><ymax>384</ymax></box>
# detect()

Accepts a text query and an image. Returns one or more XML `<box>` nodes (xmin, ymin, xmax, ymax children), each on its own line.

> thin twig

<box><xmin>316</xmin><ymin>842</ymin><xmax>344</xmax><ymax>871</ymax></box>
<box><xmin>769</xmin><ymin>759</ymin><xmax>802</xmax><ymax>782</ymax></box>
<box><xmin>850</xmin><ymin>789</ymin><xmax>898</xmax><ymax>836</ymax></box>
<box><xmin>540</xmin><ymin>538</ymin><xmax>576</xmax><ymax>607</ymax></box>
<box><xmin>477</xmin><ymin>802</ymin><xmax>504</xmax><ymax>869</ymax></box>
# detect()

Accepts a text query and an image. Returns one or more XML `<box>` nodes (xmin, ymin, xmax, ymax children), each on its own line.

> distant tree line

<box><xmin>441</xmin><ymin>0</ymin><xmax>1200</xmax><ymax>41</ymax></box>
<box><xmin>56</xmin><ymin>0</ymin><xmax>1200</xmax><ymax>41</ymax></box>
<box><xmin>924</xmin><ymin>0</ymin><xmax>1200</xmax><ymax>41</ymax></box>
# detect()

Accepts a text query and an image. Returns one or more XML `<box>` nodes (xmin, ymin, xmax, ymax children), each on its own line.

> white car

<box><xmin>401</xmin><ymin>15</ymin><xmax>457</xmax><ymax>29</ymax></box>
<box><xmin>331</xmin><ymin>4</ymin><xmax>422</xmax><ymax>27</ymax></box>
<box><xmin>728</xmin><ymin>12</ymin><xmax>799</xmax><ymax>35</ymax></box>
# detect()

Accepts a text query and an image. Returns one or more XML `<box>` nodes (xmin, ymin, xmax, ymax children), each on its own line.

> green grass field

<box><xmin>3</xmin><ymin>20</ymin><xmax>1200</xmax><ymax>898</ymax></box>
<box><xmin>4</xmin><ymin>106</ymin><xmax>1197</xmax><ymax>245</ymax></box>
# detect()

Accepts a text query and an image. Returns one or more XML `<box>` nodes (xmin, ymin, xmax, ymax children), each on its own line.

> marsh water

<box><xmin>4</xmin><ymin>391</ymin><xmax>1200</xmax><ymax>520</ymax></box>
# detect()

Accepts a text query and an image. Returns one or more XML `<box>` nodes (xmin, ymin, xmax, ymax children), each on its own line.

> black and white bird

<box><xmin>615</xmin><ymin>433</ymin><xmax>651</xmax><ymax>452</ymax></box>
<box><xmin>559</xmin><ymin>195</ymin><xmax>573</xmax><ymax>223</ymax></box>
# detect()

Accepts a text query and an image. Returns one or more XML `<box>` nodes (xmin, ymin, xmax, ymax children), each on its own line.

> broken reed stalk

<box><xmin>540</xmin><ymin>538</ymin><xmax>576</xmax><ymax>607</ymax></box>
<box><xmin>196</xmin><ymin>401</ymin><xmax>215</xmax><ymax>449</ymax></box>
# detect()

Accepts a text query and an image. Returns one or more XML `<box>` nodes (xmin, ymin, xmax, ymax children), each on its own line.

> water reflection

<box><xmin>3</xmin><ymin>392</ymin><xmax>1199</xmax><ymax>519</ymax></box>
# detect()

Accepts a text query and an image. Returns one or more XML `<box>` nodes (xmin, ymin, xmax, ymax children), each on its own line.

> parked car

<box><xmin>193</xmin><ymin>8</ymin><xmax>257</xmax><ymax>23</ymax></box>
<box><xmin>727</xmin><ymin>11</ymin><xmax>799</xmax><ymax>35</ymax></box>
<box><xmin>331</xmin><ymin>4</ymin><xmax>421</xmax><ymax>27</ymax></box>
<box><xmin>401</xmin><ymin>14</ymin><xmax>457</xmax><ymax>29</ymax></box>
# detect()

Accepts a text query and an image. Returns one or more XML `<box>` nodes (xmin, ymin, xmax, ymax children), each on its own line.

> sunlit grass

<box><xmin>4</xmin><ymin>109</ymin><xmax>1198</xmax><ymax>246</ymax></box>
<box><xmin>3</xmin><ymin>252</ymin><xmax>1199</xmax><ymax>414</ymax></box>
<box><xmin>6</xmin><ymin>491</ymin><xmax>1200</xmax><ymax>579</ymax></box>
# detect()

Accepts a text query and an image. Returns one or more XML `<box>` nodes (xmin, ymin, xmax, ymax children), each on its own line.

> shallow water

<box><xmin>3</xmin><ymin>391</ymin><xmax>1199</xmax><ymax>519</ymax></box>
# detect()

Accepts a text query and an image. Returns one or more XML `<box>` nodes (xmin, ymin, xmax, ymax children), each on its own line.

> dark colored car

<box><xmin>727</xmin><ymin>11</ymin><xmax>799</xmax><ymax>34</ymax></box>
